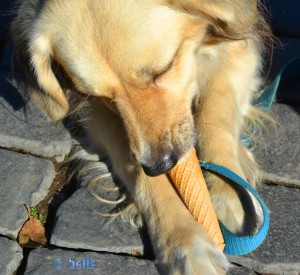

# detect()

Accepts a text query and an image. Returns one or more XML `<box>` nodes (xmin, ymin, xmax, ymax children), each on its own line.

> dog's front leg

<box><xmin>197</xmin><ymin>70</ymin><xmax>262</xmax><ymax>235</ymax></box>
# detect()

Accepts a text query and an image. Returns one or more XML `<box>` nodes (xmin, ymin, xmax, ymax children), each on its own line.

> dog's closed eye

<box><xmin>139</xmin><ymin>62</ymin><xmax>174</xmax><ymax>87</ymax></box>
<box><xmin>153</xmin><ymin>59</ymin><xmax>174</xmax><ymax>85</ymax></box>
<box><xmin>152</xmin><ymin>39</ymin><xmax>185</xmax><ymax>85</ymax></box>
<box><xmin>153</xmin><ymin>59</ymin><xmax>174</xmax><ymax>80</ymax></box>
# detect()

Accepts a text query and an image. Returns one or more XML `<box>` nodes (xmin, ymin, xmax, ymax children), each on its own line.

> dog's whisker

<box><xmin>86</xmin><ymin>186</ymin><xmax>127</xmax><ymax>205</ymax></box>
<box><xmin>87</xmin><ymin>176</ymin><xmax>120</xmax><ymax>192</ymax></box>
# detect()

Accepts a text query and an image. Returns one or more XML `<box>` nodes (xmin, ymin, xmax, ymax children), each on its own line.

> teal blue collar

<box><xmin>200</xmin><ymin>161</ymin><xmax>269</xmax><ymax>255</ymax></box>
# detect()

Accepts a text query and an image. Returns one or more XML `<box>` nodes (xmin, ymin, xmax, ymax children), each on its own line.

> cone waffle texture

<box><xmin>169</xmin><ymin>148</ymin><xmax>225</xmax><ymax>250</ymax></box>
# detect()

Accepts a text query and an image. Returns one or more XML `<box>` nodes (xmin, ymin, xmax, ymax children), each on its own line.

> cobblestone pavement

<box><xmin>0</xmin><ymin>1</ymin><xmax>299</xmax><ymax>274</ymax></box>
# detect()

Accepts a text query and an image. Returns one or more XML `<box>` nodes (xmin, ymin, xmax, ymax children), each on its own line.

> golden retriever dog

<box><xmin>11</xmin><ymin>0</ymin><xmax>270</xmax><ymax>273</ymax></box>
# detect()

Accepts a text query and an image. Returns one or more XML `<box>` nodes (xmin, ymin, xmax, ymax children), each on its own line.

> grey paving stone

<box><xmin>0</xmin><ymin>237</ymin><xmax>23</xmax><ymax>275</ymax></box>
<box><xmin>0</xmin><ymin>149</ymin><xmax>55</xmax><ymax>239</ymax></box>
<box><xmin>254</xmin><ymin>103</ymin><xmax>300</xmax><ymax>187</ymax></box>
<box><xmin>228</xmin><ymin>257</ymin><xmax>300</xmax><ymax>275</ymax></box>
<box><xmin>228</xmin><ymin>265</ymin><xmax>256</xmax><ymax>275</ymax></box>
<box><xmin>228</xmin><ymin>184</ymin><xmax>300</xmax><ymax>274</ymax></box>
<box><xmin>50</xmin><ymin>187</ymin><xmax>144</xmax><ymax>255</ymax></box>
<box><xmin>0</xmin><ymin>73</ymin><xmax>72</xmax><ymax>161</ymax></box>
<box><xmin>25</xmin><ymin>247</ymin><xmax>158</xmax><ymax>274</ymax></box>
<box><xmin>50</xmin><ymin>161</ymin><xmax>144</xmax><ymax>255</ymax></box>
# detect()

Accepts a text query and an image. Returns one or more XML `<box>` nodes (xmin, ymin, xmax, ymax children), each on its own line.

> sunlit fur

<box><xmin>11</xmin><ymin>0</ymin><xmax>272</xmax><ymax>273</ymax></box>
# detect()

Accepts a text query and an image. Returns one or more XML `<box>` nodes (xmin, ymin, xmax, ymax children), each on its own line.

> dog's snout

<box><xmin>142</xmin><ymin>152</ymin><xmax>178</xmax><ymax>177</ymax></box>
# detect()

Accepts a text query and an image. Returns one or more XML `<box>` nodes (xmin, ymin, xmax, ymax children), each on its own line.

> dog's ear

<box><xmin>167</xmin><ymin>0</ymin><xmax>257</xmax><ymax>30</ymax></box>
<box><xmin>27</xmin><ymin>35</ymin><xmax>69</xmax><ymax>121</ymax></box>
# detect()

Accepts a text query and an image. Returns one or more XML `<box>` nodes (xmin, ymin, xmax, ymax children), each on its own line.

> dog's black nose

<box><xmin>142</xmin><ymin>152</ymin><xmax>178</xmax><ymax>177</ymax></box>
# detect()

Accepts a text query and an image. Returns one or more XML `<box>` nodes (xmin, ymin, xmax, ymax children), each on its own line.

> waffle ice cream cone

<box><xmin>169</xmin><ymin>148</ymin><xmax>225</xmax><ymax>251</ymax></box>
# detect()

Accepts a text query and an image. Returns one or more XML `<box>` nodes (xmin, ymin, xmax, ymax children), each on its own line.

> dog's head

<box><xmin>12</xmin><ymin>0</ymin><xmax>258</xmax><ymax>176</ymax></box>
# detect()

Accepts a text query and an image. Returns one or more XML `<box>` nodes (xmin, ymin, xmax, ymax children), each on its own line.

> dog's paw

<box><xmin>159</xmin><ymin>229</ymin><xmax>230</xmax><ymax>275</ymax></box>
<box><xmin>206</xmin><ymin>173</ymin><xmax>263</xmax><ymax>235</ymax></box>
